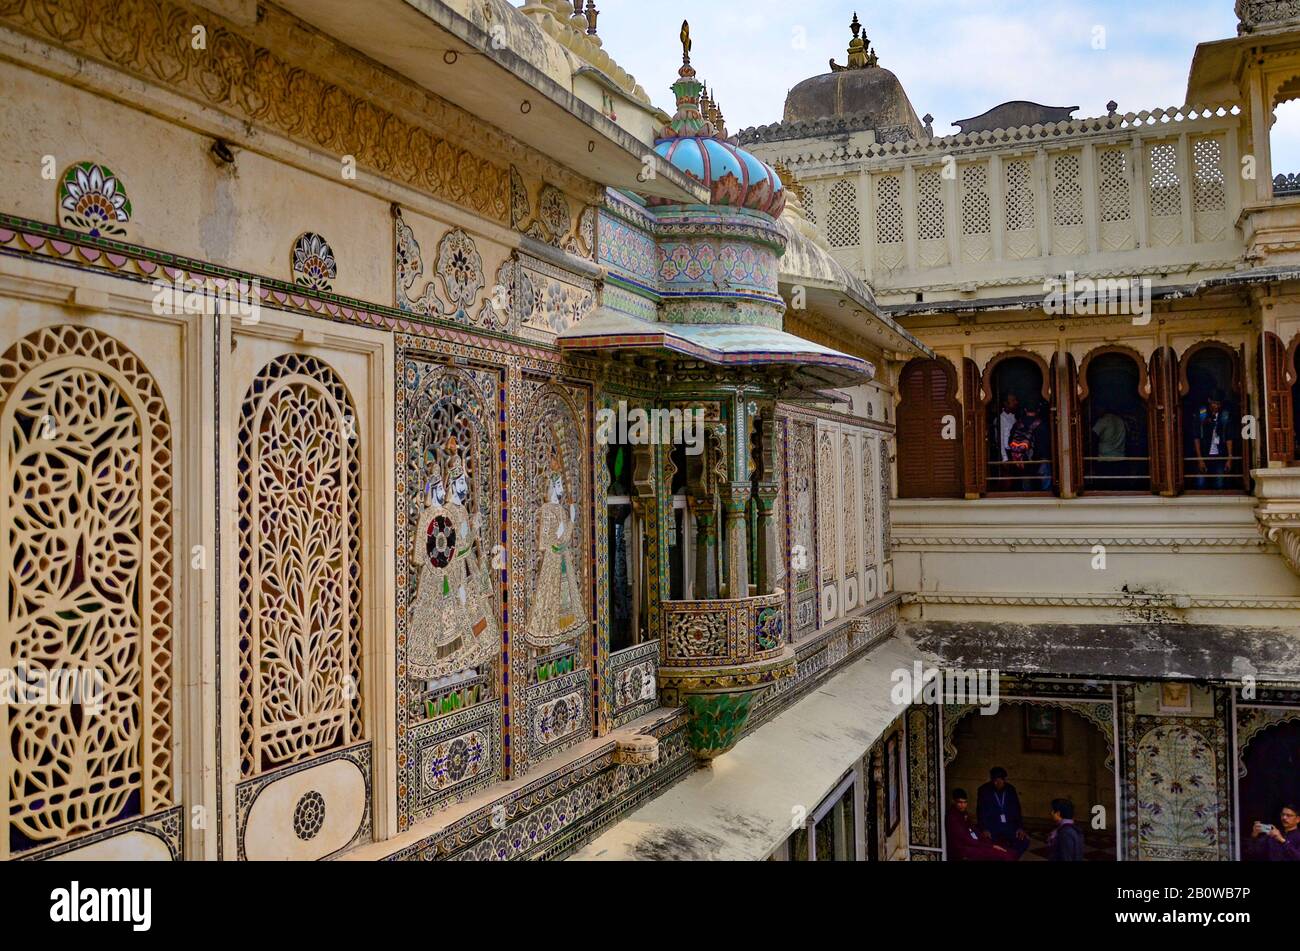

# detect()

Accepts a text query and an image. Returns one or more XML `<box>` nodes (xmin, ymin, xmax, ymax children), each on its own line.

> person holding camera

<box><xmin>1250</xmin><ymin>804</ymin><xmax>1300</xmax><ymax>861</ymax></box>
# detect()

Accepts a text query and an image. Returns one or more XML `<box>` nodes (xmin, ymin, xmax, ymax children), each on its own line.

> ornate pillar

<box><xmin>754</xmin><ymin>485</ymin><xmax>780</xmax><ymax>595</ymax></box>
<box><xmin>721</xmin><ymin>484</ymin><xmax>752</xmax><ymax>598</ymax></box>
<box><xmin>689</xmin><ymin>496</ymin><xmax>718</xmax><ymax>599</ymax></box>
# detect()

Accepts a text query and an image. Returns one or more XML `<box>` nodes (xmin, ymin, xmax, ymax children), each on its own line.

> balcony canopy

<box><xmin>557</xmin><ymin>307</ymin><xmax>876</xmax><ymax>391</ymax></box>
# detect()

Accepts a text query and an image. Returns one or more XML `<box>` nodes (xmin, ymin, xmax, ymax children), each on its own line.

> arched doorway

<box><xmin>1179</xmin><ymin>342</ymin><xmax>1246</xmax><ymax>492</ymax></box>
<box><xmin>983</xmin><ymin>353</ymin><xmax>1054</xmax><ymax>495</ymax></box>
<box><xmin>945</xmin><ymin>703</ymin><xmax>1117</xmax><ymax>861</ymax></box>
<box><xmin>1080</xmin><ymin>348</ymin><xmax>1151</xmax><ymax>493</ymax></box>
<box><xmin>897</xmin><ymin>357</ymin><xmax>963</xmax><ymax>498</ymax></box>
<box><xmin>1238</xmin><ymin>717</ymin><xmax>1300</xmax><ymax>861</ymax></box>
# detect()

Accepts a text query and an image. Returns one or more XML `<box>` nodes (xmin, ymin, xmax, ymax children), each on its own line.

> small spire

<box><xmin>662</xmin><ymin>20</ymin><xmax>714</xmax><ymax>139</ymax></box>
<box><xmin>583</xmin><ymin>0</ymin><xmax>599</xmax><ymax>36</ymax></box>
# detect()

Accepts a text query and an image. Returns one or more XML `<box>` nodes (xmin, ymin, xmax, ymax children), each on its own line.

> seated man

<box><xmin>946</xmin><ymin>788</ymin><xmax>1014</xmax><ymax>862</ymax></box>
<box><xmin>976</xmin><ymin>766</ymin><xmax>1030</xmax><ymax>859</ymax></box>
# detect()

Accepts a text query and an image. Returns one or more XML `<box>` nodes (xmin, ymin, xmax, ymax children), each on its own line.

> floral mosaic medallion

<box><xmin>57</xmin><ymin>162</ymin><xmax>131</xmax><ymax>237</ymax></box>
<box><xmin>292</xmin><ymin>232</ymin><xmax>338</xmax><ymax>291</ymax></box>
<box><xmin>423</xmin><ymin>730</ymin><xmax>486</xmax><ymax>793</ymax></box>
<box><xmin>293</xmin><ymin>791</ymin><xmax>326</xmax><ymax>841</ymax></box>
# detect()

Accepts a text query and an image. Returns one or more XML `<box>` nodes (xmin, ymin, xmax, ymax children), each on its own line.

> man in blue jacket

<box><xmin>976</xmin><ymin>767</ymin><xmax>1030</xmax><ymax>859</ymax></box>
<box><xmin>1048</xmin><ymin>799</ymin><xmax>1085</xmax><ymax>862</ymax></box>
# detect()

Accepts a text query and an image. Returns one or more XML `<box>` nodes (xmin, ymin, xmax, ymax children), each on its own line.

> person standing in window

<box><xmin>1009</xmin><ymin>400</ymin><xmax>1051</xmax><ymax>491</ymax></box>
<box><xmin>1192</xmin><ymin>389</ymin><xmax>1235</xmax><ymax>490</ymax></box>
<box><xmin>994</xmin><ymin>393</ymin><xmax>1021</xmax><ymax>489</ymax></box>
<box><xmin>1092</xmin><ymin>401</ymin><xmax>1127</xmax><ymax>486</ymax></box>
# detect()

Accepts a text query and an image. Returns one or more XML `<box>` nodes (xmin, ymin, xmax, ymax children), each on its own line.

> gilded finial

<box><xmin>680</xmin><ymin>20</ymin><xmax>692</xmax><ymax>66</ymax></box>
<box><xmin>831</xmin><ymin>11</ymin><xmax>877</xmax><ymax>71</ymax></box>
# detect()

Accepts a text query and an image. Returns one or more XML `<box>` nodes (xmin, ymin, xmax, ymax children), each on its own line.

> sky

<box><xmin>544</xmin><ymin>0</ymin><xmax>1300</xmax><ymax>172</ymax></box>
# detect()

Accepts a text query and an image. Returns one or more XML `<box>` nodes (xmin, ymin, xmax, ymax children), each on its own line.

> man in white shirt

<box><xmin>998</xmin><ymin>393</ymin><xmax>1021</xmax><ymax>463</ymax></box>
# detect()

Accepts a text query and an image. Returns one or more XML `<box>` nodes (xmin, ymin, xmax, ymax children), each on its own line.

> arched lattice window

<box><xmin>238</xmin><ymin>354</ymin><xmax>363</xmax><ymax>777</ymax></box>
<box><xmin>817</xmin><ymin>430</ymin><xmax>837</xmax><ymax>583</ymax></box>
<box><xmin>862</xmin><ymin>435</ymin><xmax>877</xmax><ymax>568</ymax></box>
<box><xmin>840</xmin><ymin>434</ymin><xmax>858</xmax><ymax>580</ymax></box>
<box><xmin>2</xmin><ymin>326</ymin><xmax>174</xmax><ymax>855</ymax></box>
<box><xmin>827</xmin><ymin>179</ymin><xmax>861</xmax><ymax>248</ymax></box>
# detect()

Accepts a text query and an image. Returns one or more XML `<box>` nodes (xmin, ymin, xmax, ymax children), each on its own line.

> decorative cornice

<box><xmin>746</xmin><ymin>103</ymin><xmax>1241</xmax><ymax>168</ymax></box>
<box><xmin>0</xmin><ymin>0</ymin><xmax>608</xmax><ymax>224</ymax></box>
<box><xmin>892</xmin><ymin>535</ymin><xmax>1268</xmax><ymax>550</ymax></box>
<box><xmin>906</xmin><ymin>592</ymin><xmax>1300</xmax><ymax>610</ymax></box>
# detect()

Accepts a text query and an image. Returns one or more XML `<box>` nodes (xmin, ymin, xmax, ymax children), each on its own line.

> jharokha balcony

<box><xmin>658</xmin><ymin>591</ymin><xmax>795</xmax><ymax>759</ymax></box>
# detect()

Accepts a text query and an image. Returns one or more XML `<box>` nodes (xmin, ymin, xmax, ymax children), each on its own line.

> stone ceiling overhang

<box><xmin>276</xmin><ymin>0</ymin><xmax>708</xmax><ymax>204</ymax></box>
<box><xmin>1186</xmin><ymin>26</ymin><xmax>1300</xmax><ymax>105</ymax></box>
<box><xmin>558</xmin><ymin>307</ymin><xmax>875</xmax><ymax>390</ymax></box>
<box><xmin>904</xmin><ymin>620</ymin><xmax>1300</xmax><ymax>684</ymax></box>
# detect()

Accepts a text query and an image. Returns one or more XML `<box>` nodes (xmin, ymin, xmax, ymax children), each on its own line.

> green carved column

<box><xmin>754</xmin><ymin>485</ymin><xmax>780</xmax><ymax>595</ymax></box>
<box><xmin>721</xmin><ymin>484</ymin><xmax>751</xmax><ymax>599</ymax></box>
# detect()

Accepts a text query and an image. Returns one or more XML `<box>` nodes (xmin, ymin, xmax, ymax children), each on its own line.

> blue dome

<box><xmin>652</xmin><ymin>137</ymin><xmax>785</xmax><ymax>216</ymax></box>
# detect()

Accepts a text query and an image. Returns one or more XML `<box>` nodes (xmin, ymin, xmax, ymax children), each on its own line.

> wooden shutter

<box><xmin>1148</xmin><ymin>349</ymin><xmax>1170</xmax><ymax>494</ymax></box>
<box><xmin>898</xmin><ymin>359</ymin><xmax>963</xmax><ymax>498</ymax></box>
<box><xmin>1059</xmin><ymin>354</ymin><xmax>1080</xmax><ymax>496</ymax></box>
<box><xmin>1156</xmin><ymin>346</ymin><xmax>1185</xmax><ymax>495</ymax></box>
<box><xmin>1259</xmin><ymin>332</ymin><xmax>1296</xmax><ymax>465</ymax></box>
<box><xmin>962</xmin><ymin>357</ymin><xmax>987</xmax><ymax>497</ymax></box>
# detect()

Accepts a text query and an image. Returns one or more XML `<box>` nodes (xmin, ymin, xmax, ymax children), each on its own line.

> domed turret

<box><xmin>647</xmin><ymin>21</ymin><xmax>786</xmax><ymax>217</ymax></box>
<box><xmin>741</xmin><ymin>13</ymin><xmax>924</xmax><ymax>145</ymax></box>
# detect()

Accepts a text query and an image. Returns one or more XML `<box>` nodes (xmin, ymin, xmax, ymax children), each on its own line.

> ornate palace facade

<box><xmin>1</xmin><ymin>0</ymin><xmax>1298</xmax><ymax>864</ymax></box>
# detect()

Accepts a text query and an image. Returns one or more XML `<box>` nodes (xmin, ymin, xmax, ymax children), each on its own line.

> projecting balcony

<box><xmin>1254</xmin><ymin>466</ymin><xmax>1300</xmax><ymax>579</ymax></box>
<box><xmin>656</xmin><ymin>591</ymin><xmax>796</xmax><ymax>759</ymax></box>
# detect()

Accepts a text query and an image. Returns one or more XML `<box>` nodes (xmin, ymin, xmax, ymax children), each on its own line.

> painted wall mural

<box><xmin>1</xmin><ymin>326</ymin><xmax>174</xmax><ymax>856</ymax></box>
<box><xmin>398</xmin><ymin>346</ymin><xmax>506</xmax><ymax>823</ymax></box>
<box><xmin>1122</xmin><ymin>687</ymin><xmax>1232</xmax><ymax>861</ymax></box>
<box><xmin>1134</xmin><ymin>723</ymin><xmax>1221</xmax><ymax>858</ymax></box>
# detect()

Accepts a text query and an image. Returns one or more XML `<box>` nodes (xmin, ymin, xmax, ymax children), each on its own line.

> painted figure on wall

<box><xmin>409</xmin><ymin>437</ymin><xmax>498</xmax><ymax>681</ymax></box>
<box><xmin>524</xmin><ymin>443</ymin><xmax>587</xmax><ymax>650</ymax></box>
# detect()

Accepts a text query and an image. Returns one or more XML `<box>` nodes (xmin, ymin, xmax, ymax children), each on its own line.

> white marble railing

<box><xmin>763</xmin><ymin>105</ymin><xmax>1248</xmax><ymax>301</ymax></box>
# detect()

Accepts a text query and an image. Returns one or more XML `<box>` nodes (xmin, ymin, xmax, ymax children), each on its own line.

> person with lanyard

<box><xmin>976</xmin><ymin>766</ymin><xmax>1030</xmax><ymax>859</ymax></box>
<box><xmin>946</xmin><ymin>788</ymin><xmax>1014</xmax><ymax>862</ymax></box>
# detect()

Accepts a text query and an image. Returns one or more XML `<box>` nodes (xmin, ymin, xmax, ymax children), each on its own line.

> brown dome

<box><xmin>783</xmin><ymin>66</ymin><xmax>923</xmax><ymax>138</ymax></box>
